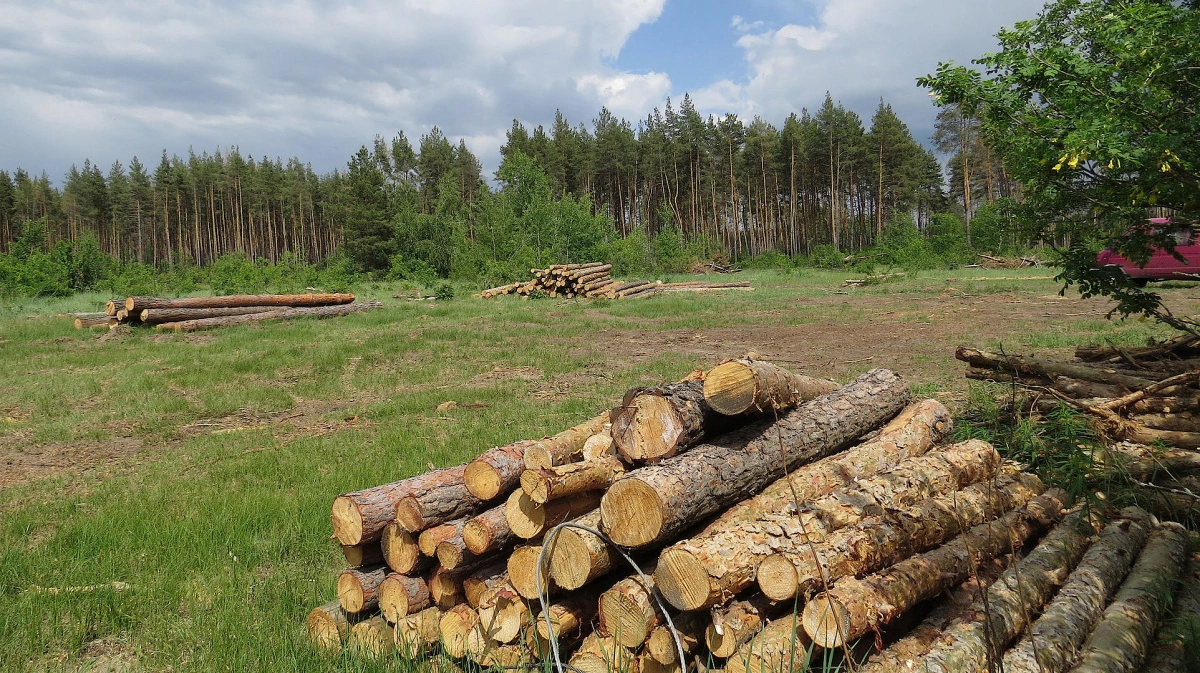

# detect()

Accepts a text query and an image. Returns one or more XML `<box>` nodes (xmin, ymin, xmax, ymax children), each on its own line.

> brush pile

<box><xmin>75</xmin><ymin>293</ymin><xmax>380</xmax><ymax>332</ymax></box>
<box><xmin>308</xmin><ymin>355</ymin><xmax>1200</xmax><ymax>672</ymax></box>
<box><xmin>478</xmin><ymin>263</ymin><xmax>750</xmax><ymax>299</ymax></box>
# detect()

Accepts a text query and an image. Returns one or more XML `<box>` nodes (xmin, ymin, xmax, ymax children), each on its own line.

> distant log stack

<box><xmin>74</xmin><ymin>292</ymin><xmax>379</xmax><ymax>331</ymax></box>
<box><xmin>478</xmin><ymin>263</ymin><xmax>751</xmax><ymax>300</ymax></box>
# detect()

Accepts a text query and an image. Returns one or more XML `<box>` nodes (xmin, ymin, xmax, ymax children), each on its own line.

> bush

<box><xmin>806</xmin><ymin>244</ymin><xmax>846</xmax><ymax>269</ymax></box>
<box><xmin>743</xmin><ymin>250</ymin><xmax>795</xmax><ymax>270</ymax></box>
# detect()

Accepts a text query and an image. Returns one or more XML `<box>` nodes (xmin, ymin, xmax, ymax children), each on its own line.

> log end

<box><xmin>705</xmin><ymin>623</ymin><xmax>736</xmax><ymax>659</ymax></box>
<box><xmin>802</xmin><ymin>594</ymin><xmax>850</xmax><ymax>650</ymax></box>
<box><xmin>464</xmin><ymin>461</ymin><xmax>503</xmax><ymax>501</ymax></box>
<box><xmin>306</xmin><ymin>602</ymin><xmax>348</xmax><ymax>652</ymax></box>
<box><xmin>523</xmin><ymin>443</ymin><xmax>555</xmax><ymax>470</ymax></box>
<box><xmin>508</xmin><ymin>545</ymin><xmax>552</xmax><ymax>599</ymax></box>
<box><xmin>124</xmin><ymin>296</ymin><xmax>136</xmax><ymax>312</ymax></box>
<box><xmin>331</xmin><ymin>496</ymin><xmax>364</xmax><ymax>546</ymax></box>
<box><xmin>703</xmin><ymin>361</ymin><xmax>758</xmax><ymax>416</ymax></box>
<box><xmin>599</xmin><ymin>587</ymin><xmax>656</xmax><ymax>648</ymax></box>
<box><xmin>348</xmin><ymin>617</ymin><xmax>394</xmax><ymax>657</ymax></box>
<box><xmin>429</xmin><ymin>570</ymin><xmax>463</xmax><ymax>609</ymax></box>
<box><xmin>337</xmin><ymin>571</ymin><xmax>367</xmax><ymax>613</ymax></box>
<box><xmin>439</xmin><ymin>605</ymin><xmax>480</xmax><ymax>659</ymax></box>
<box><xmin>756</xmin><ymin>554</ymin><xmax>800</xmax><ymax>602</ymax></box>
<box><xmin>462</xmin><ymin>520</ymin><xmax>491</xmax><ymax>555</ymax></box>
<box><xmin>379</xmin><ymin>575</ymin><xmax>410</xmax><ymax>622</ymax></box>
<box><xmin>521</xmin><ymin>470</ymin><xmax>552</xmax><ymax>504</ymax></box>
<box><xmin>381</xmin><ymin>523</ymin><xmax>420</xmax><ymax>574</ymax></box>
<box><xmin>601</xmin><ymin>478</ymin><xmax>665</xmax><ymax>547</ymax></box>
<box><xmin>394</xmin><ymin>497</ymin><xmax>426</xmax><ymax>534</ymax></box>
<box><xmin>656</xmin><ymin>548</ymin><xmax>714</xmax><ymax>611</ymax></box>
<box><xmin>437</xmin><ymin>541</ymin><xmax>466</xmax><ymax>570</ymax></box>
<box><xmin>546</xmin><ymin>528</ymin><xmax>595</xmax><ymax>590</ymax></box>
<box><xmin>505</xmin><ymin>490</ymin><xmax>547</xmax><ymax>539</ymax></box>
<box><xmin>615</xmin><ymin>395</ymin><xmax>682</xmax><ymax>462</ymax></box>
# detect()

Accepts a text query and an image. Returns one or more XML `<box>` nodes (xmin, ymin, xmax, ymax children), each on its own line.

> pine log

<box><xmin>909</xmin><ymin>509</ymin><xmax>1098</xmax><ymax>673</ymax></box>
<box><xmin>341</xmin><ymin>541</ymin><xmax>383</xmax><ymax>567</ymax></box>
<box><xmin>476</xmin><ymin>582</ymin><xmax>529</xmax><ymax>643</ymax></box>
<box><xmin>639</xmin><ymin>656</ymin><xmax>680</xmax><ymax>673</ymax></box>
<box><xmin>435</xmin><ymin>527</ymin><xmax>479</xmax><ymax>571</ymax></box>
<box><xmin>379</xmin><ymin>574</ymin><xmax>431</xmax><ymax>623</ymax></box>
<box><xmin>582</xmin><ymin>428</ymin><xmax>616</xmax><ymax>460</ymax></box>
<box><xmin>724</xmin><ymin>616</ymin><xmax>813</xmax><ymax>673</ymax></box>
<box><xmin>601</xmin><ymin>368</ymin><xmax>911</xmax><ymax>547</ymax></box>
<box><xmin>307</xmin><ymin>600</ymin><xmax>365</xmax><ymax>652</ymax></box>
<box><xmin>522</xmin><ymin>412</ymin><xmax>612</xmax><ymax>470</ymax></box>
<box><xmin>597</xmin><ymin>564</ymin><xmax>659</xmax><ymax>647</ymax></box>
<box><xmin>703</xmin><ymin>358</ymin><xmax>838</xmax><ymax>416</ymax></box>
<box><xmin>968</xmin><ymin>368</ymin><xmax>1132</xmax><ymax>400</ymax></box>
<box><xmin>381</xmin><ymin>523</ymin><xmax>430</xmax><ymax>575</ymax></box>
<box><xmin>74</xmin><ymin>315</ymin><xmax>116</xmax><ymax>328</ymax></box>
<box><xmin>463</xmin><ymin>505</ymin><xmax>513</xmax><ymax>556</ymax></box>
<box><xmin>338</xmin><ymin>564</ymin><xmax>388</xmax><ymax>613</ymax></box>
<box><xmin>138</xmin><ymin>306</ymin><xmax>293</xmax><ymax>324</ymax></box>
<box><xmin>394</xmin><ymin>606</ymin><xmax>442</xmax><ymax>656</ymax></box>
<box><xmin>1001</xmin><ymin>509</ymin><xmax>1155</xmax><ymax>673</ymax></box>
<box><xmin>757</xmin><ymin>467</ymin><xmax>1044</xmax><ymax>602</ymax></box>
<box><xmin>1132</xmin><ymin>412</ymin><xmax>1200</xmax><ymax>433</ymax></box>
<box><xmin>104</xmin><ymin>300</ymin><xmax>119</xmax><ymax>316</ymax></box>
<box><xmin>522</xmin><ymin>456</ymin><xmax>626</xmax><ymax>504</ymax></box>
<box><xmin>504</xmin><ymin>490</ymin><xmax>601</xmax><ymax>539</ymax></box>
<box><xmin>428</xmin><ymin>565</ymin><xmax>469</xmax><ymax>610</ymax></box>
<box><xmin>1066</xmin><ymin>522</ymin><xmax>1190</xmax><ymax>673</ymax></box>
<box><xmin>467</xmin><ymin>634</ymin><xmax>530</xmax><ymax>668</ymax></box>
<box><xmin>570</xmin><ymin>633</ymin><xmax>639</xmax><ymax>673</ymax></box>
<box><xmin>547</xmin><ymin>510</ymin><xmax>620</xmax><ymax>590</ymax></box>
<box><xmin>508</xmin><ymin>544</ymin><xmax>557</xmax><ymax>599</ymax></box>
<box><xmin>705</xmin><ymin>594</ymin><xmax>781</xmax><ymax>659</ymax></box>
<box><xmin>465</xmin><ymin>439</ymin><xmax>538</xmax><ymax>500</ymax></box>
<box><xmin>331</xmin><ymin>464</ymin><xmax>467</xmax><ymax>545</ymax></box>
<box><xmin>126</xmin><ymin>292</ymin><xmax>354</xmax><ymax>312</ymax></box>
<box><xmin>957</xmin><ymin>346</ymin><xmax>1158</xmax><ymax>389</ymax></box>
<box><xmin>156</xmin><ymin>301</ymin><xmax>381</xmax><ymax>331</ymax></box>
<box><xmin>348</xmin><ymin>616</ymin><xmax>394</xmax><ymax>657</ymax></box>
<box><xmin>439</xmin><ymin>604</ymin><xmax>480</xmax><ymax>659</ymax></box>
<box><xmin>418</xmin><ymin>519</ymin><xmax>466</xmax><ymax>558</ymax></box>
<box><xmin>536</xmin><ymin>589</ymin><xmax>602</xmax><ymax>640</ymax></box>
<box><xmin>646</xmin><ymin>611</ymin><xmax>705</xmax><ymax>664</ymax></box>
<box><xmin>1101</xmin><ymin>442</ymin><xmax>1200</xmax><ymax>480</ymax></box>
<box><xmin>656</xmin><ymin>438</ymin><xmax>1002</xmax><ymax>610</ymax></box>
<box><xmin>114</xmin><ymin>308</ymin><xmax>135</xmax><ymax>322</ymax></box>
<box><xmin>394</xmin><ymin>478</ymin><xmax>483</xmax><ymax>533</ymax></box>
<box><xmin>1140</xmin><ymin>554</ymin><xmax>1200</xmax><ymax>673</ymax></box>
<box><xmin>801</xmin><ymin>488</ymin><xmax>1069</xmax><ymax>649</ymax></box>
<box><xmin>462</xmin><ymin>561</ymin><xmax>509</xmax><ymax>608</ymax></box>
<box><xmin>617</xmin><ymin>285</ymin><xmax>657</xmax><ymax>298</ymax></box>
<box><xmin>610</xmin><ymin>379</ymin><xmax>728</xmax><ymax>463</ymax></box>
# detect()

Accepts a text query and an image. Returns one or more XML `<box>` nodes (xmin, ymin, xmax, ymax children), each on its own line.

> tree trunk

<box><xmin>582</xmin><ymin>430</ymin><xmax>616</xmax><ymax>460</ymax></box>
<box><xmin>1065</xmin><ymin>522</ymin><xmax>1190</xmax><ymax>673</ymax></box>
<box><xmin>504</xmin><ymin>490</ymin><xmax>601</xmax><ymax>539</ymax></box>
<box><xmin>307</xmin><ymin>600</ymin><xmax>366</xmax><ymax>652</ymax></box>
<box><xmin>338</xmin><ymin>564</ymin><xmax>388</xmax><ymax>613</ymax></box>
<box><xmin>332</xmin><ymin>465</ymin><xmax>468</xmax><ymax>545</ymax></box>
<box><xmin>462</xmin><ymin>561</ymin><xmax>509</xmax><ymax>608</ymax></box>
<box><xmin>463</xmin><ymin>505</ymin><xmax>513</xmax><ymax>556</ymax></box>
<box><xmin>381</xmin><ymin>523</ymin><xmax>429</xmax><ymax>575</ymax></box>
<box><xmin>508</xmin><ymin>544</ymin><xmax>557</xmax><ymax>600</ymax></box>
<box><xmin>646</xmin><ymin>611</ymin><xmax>705</xmax><ymax>664</ymax></box>
<box><xmin>465</xmin><ymin>440</ymin><xmax>538</xmax><ymax>500</ymax></box>
<box><xmin>342</xmin><ymin>541</ymin><xmax>383</xmax><ymax>568</ymax></box>
<box><xmin>435</xmin><ymin>527</ymin><xmax>479</xmax><ymax>571</ymax></box>
<box><xmin>126</xmin><ymin>292</ymin><xmax>354</xmax><ymax>312</ymax></box>
<box><xmin>1140</xmin><ymin>556</ymin><xmax>1200</xmax><ymax>673</ymax></box>
<box><xmin>547</xmin><ymin>510</ymin><xmax>620</xmax><ymax>590</ymax></box>
<box><xmin>598</xmin><ymin>564</ymin><xmax>659</xmax><ymax>648</ymax></box>
<box><xmin>419</xmin><ymin>519</ymin><xmax>467</xmax><ymax>558</ymax></box>
<box><xmin>956</xmin><ymin>347</ymin><xmax>1156</xmax><ymax>390</ymax></box>
<box><xmin>1001</xmin><ymin>509</ymin><xmax>1155</xmax><ymax>673</ymax></box>
<box><xmin>570</xmin><ymin>632</ymin><xmax>639</xmax><ymax>673</ymax></box>
<box><xmin>439</xmin><ymin>604</ymin><xmax>480</xmax><ymax>659</ymax></box>
<box><xmin>724</xmin><ymin>615</ymin><xmax>812</xmax><ymax>673</ymax></box>
<box><xmin>705</xmin><ymin>594</ymin><xmax>781</xmax><ymax>658</ymax></box>
<box><xmin>139</xmin><ymin>306</ymin><xmax>294</xmax><ymax>324</ymax></box>
<box><xmin>801</xmin><ymin>489</ymin><xmax>1069</xmax><ymax>649</ymax></box>
<box><xmin>657</xmin><ymin>438</ymin><xmax>1000</xmax><ymax>610</ymax></box>
<box><xmin>379</xmin><ymin>574</ymin><xmax>431</xmax><ymax>623</ymax></box>
<box><xmin>394</xmin><ymin>606</ymin><xmax>442</xmax><ymax>656</ymax></box>
<box><xmin>611</xmin><ymin>379</ymin><xmax>729</xmax><ymax>463</ymax></box>
<box><xmin>536</xmin><ymin>588</ymin><xmax>602</xmax><ymax>640</ymax></box>
<box><xmin>523</xmin><ymin>412</ymin><xmax>612</xmax><ymax>469</ymax></box>
<box><xmin>395</xmin><ymin>481</ymin><xmax>483</xmax><ymax>533</ymax></box>
<box><xmin>760</xmin><ymin>467</ymin><xmax>1044</xmax><ymax>602</ymax></box>
<box><xmin>601</xmin><ymin>369</ymin><xmax>911</xmax><ymax>548</ymax></box>
<box><xmin>522</xmin><ymin>456</ymin><xmax>625</xmax><ymax>504</ymax></box>
<box><xmin>157</xmin><ymin>301</ymin><xmax>380</xmax><ymax>332</ymax></box>
<box><xmin>348</xmin><ymin>616</ymin><xmax>394</xmax><ymax>657</ymax></box>
<box><xmin>703</xmin><ymin>358</ymin><xmax>838</xmax><ymax>416</ymax></box>
<box><xmin>428</xmin><ymin>565</ymin><xmax>471</xmax><ymax>610</ymax></box>
<box><xmin>75</xmin><ymin>315</ymin><xmax>116</xmax><ymax>329</ymax></box>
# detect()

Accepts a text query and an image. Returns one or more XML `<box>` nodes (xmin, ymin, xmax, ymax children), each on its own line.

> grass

<box><xmin>0</xmin><ymin>268</ymin><xmax>1194</xmax><ymax>671</ymax></box>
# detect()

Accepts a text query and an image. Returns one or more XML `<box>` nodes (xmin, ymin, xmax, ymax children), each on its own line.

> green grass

<box><xmin>0</xmin><ymin>268</ymin><xmax>1193</xmax><ymax>671</ymax></box>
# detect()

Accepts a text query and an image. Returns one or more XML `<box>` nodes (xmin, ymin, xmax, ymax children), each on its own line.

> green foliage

<box><xmin>920</xmin><ymin>0</ymin><xmax>1200</xmax><ymax>327</ymax></box>
<box><xmin>0</xmin><ymin>224</ymin><xmax>110</xmax><ymax>297</ymax></box>
<box><xmin>806</xmin><ymin>244</ymin><xmax>847</xmax><ymax>269</ymax></box>
<box><xmin>433</xmin><ymin>282</ymin><xmax>455</xmax><ymax>301</ymax></box>
<box><xmin>969</xmin><ymin>200</ymin><xmax>1021</xmax><ymax>255</ymax></box>
<box><xmin>743</xmin><ymin>250</ymin><xmax>795</xmax><ymax>270</ymax></box>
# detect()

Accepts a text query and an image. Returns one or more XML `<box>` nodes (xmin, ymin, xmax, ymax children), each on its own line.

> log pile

<box><xmin>74</xmin><ymin>292</ymin><xmax>379</xmax><ymax>332</ymax></box>
<box><xmin>478</xmin><ymin>263</ymin><xmax>751</xmax><ymax>300</ymax></box>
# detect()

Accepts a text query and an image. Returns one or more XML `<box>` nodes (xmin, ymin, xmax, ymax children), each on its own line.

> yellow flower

<box><xmin>1068</xmin><ymin>154</ymin><xmax>1080</xmax><ymax>169</ymax></box>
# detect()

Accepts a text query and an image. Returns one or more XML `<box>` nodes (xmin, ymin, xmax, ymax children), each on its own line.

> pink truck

<box><xmin>1095</xmin><ymin>218</ymin><xmax>1200</xmax><ymax>285</ymax></box>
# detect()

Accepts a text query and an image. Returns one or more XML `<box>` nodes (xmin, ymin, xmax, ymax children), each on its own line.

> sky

<box><xmin>0</xmin><ymin>0</ymin><xmax>1049</xmax><ymax>184</ymax></box>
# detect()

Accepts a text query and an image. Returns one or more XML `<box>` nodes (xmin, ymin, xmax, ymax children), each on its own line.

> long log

<box><xmin>307</xmin><ymin>600</ymin><xmax>366</xmax><ymax>652</ymax></box>
<box><xmin>600</xmin><ymin>368</ymin><xmax>911</xmax><ymax>548</ymax></box>
<box><xmin>504</xmin><ymin>490</ymin><xmax>601</xmax><ymax>539</ymax></box>
<box><xmin>703</xmin><ymin>358</ymin><xmax>838</xmax><ymax>416</ymax></box>
<box><xmin>610</xmin><ymin>379</ymin><xmax>729</xmax><ymax>463</ymax></box>
<box><xmin>523</xmin><ymin>412</ymin><xmax>611</xmax><ymax>470</ymax></box>
<box><xmin>757</xmin><ymin>467</ymin><xmax>1045</xmax><ymax>603</ymax></box>
<box><xmin>1140</xmin><ymin>554</ymin><xmax>1200</xmax><ymax>673</ymax></box>
<box><xmin>597</xmin><ymin>564</ymin><xmax>659</xmax><ymax>648</ymax></box>
<box><xmin>724</xmin><ymin>616</ymin><xmax>812</xmax><ymax>673</ymax></box>
<box><xmin>801</xmin><ymin>488</ymin><xmax>1069</xmax><ymax>649</ymax></box>
<box><xmin>341</xmin><ymin>541</ymin><xmax>383</xmax><ymax>567</ymax></box>
<box><xmin>462</xmin><ymin>505</ymin><xmax>513</xmax><ymax>556</ymax></box>
<box><xmin>331</xmin><ymin>464</ymin><xmax>467</xmax><ymax>545</ymax></box>
<box><xmin>126</xmin><ymin>292</ymin><xmax>354</xmax><ymax>312</ymax></box>
<box><xmin>139</xmin><ymin>306</ymin><xmax>293</xmax><ymax>324</ymax></box>
<box><xmin>1001</xmin><ymin>509</ymin><xmax>1155</xmax><ymax>673</ymax></box>
<box><xmin>521</xmin><ymin>456</ymin><xmax>626</xmax><ymax>504</ymax></box>
<box><xmin>547</xmin><ymin>510</ymin><xmax>620</xmax><ymax>590</ymax></box>
<box><xmin>394</xmin><ymin>606</ymin><xmax>442</xmax><ymax>656</ymax></box>
<box><xmin>338</xmin><ymin>564</ymin><xmax>388</xmax><ymax>613</ymax></box>
<box><xmin>74</xmin><ymin>315</ymin><xmax>116</xmax><ymax>328</ymax></box>
<box><xmin>656</xmin><ymin>438</ymin><xmax>1001</xmax><ymax>610</ymax></box>
<box><xmin>348</xmin><ymin>616</ymin><xmax>394</xmax><ymax>657</ymax></box>
<box><xmin>381</xmin><ymin>523</ymin><xmax>429</xmax><ymax>575</ymax></box>
<box><xmin>379</xmin><ymin>574</ymin><xmax>431</xmax><ymax>623</ymax></box>
<box><xmin>956</xmin><ymin>346</ymin><xmax>1156</xmax><ymax>390</ymax></box>
<box><xmin>395</xmin><ymin>480</ymin><xmax>483</xmax><ymax>533</ymax></box>
<box><xmin>465</xmin><ymin>439</ymin><xmax>538</xmax><ymax>500</ymax></box>
<box><xmin>508</xmin><ymin>544</ymin><xmax>556</xmax><ymax>600</ymax></box>
<box><xmin>418</xmin><ymin>519</ymin><xmax>466</xmax><ymax>558</ymax></box>
<box><xmin>155</xmin><ymin>301</ymin><xmax>381</xmax><ymax>332</ymax></box>
<box><xmin>1066</xmin><ymin>522</ymin><xmax>1190</xmax><ymax>673</ymax></box>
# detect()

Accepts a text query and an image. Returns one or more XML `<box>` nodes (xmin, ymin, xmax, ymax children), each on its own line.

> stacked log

<box><xmin>478</xmin><ymin>263</ymin><xmax>751</xmax><ymax>300</ymax></box>
<box><xmin>74</xmin><ymin>292</ymin><xmax>376</xmax><ymax>331</ymax></box>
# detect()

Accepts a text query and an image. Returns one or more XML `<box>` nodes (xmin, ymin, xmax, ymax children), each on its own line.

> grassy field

<box><xmin>0</xmin><ymin>268</ymin><xmax>1192</xmax><ymax>672</ymax></box>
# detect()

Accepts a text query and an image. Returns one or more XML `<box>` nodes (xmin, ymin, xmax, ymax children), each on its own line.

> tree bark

<box><xmin>439</xmin><ymin>604</ymin><xmax>480</xmax><ymax>659</ymax></box>
<box><xmin>703</xmin><ymin>358</ymin><xmax>838</xmax><ymax>416</ymax></box>
<box><xmin>705</xmin><ymin>594</ymin><xmax>782</xmax><ymax>658</ymax></box>
<box><xmin>504</xmin><ymin>490</ymin><xmax>601</xmax><ymax>539</ymax></box>
<box><xmin>337</xmin><ymin>564</ymin><xmax>388</xmax><ymax>613</ymax></box>
<box><xmin>341</xmin><ymin>541</ymin><xmax>383</xmax><ymax>568</ymax></box>
<box><xmin>126</xmin><ymin>292</ymin><xmax>354</xmax><ymax>312</ymax></box>
<box><xmin>522</xmin><ymin>456</ymin><xmax>625</xmax><ymax>504</ymax></box>
<box><xmin>802</xmin><ymin>488</ymin><xmax>1069</xmax><ymax>649</ymax></box>
<box><xmin>1001</xmin><ymin>509</ymin><xmax>1155</xmax><ymax>673</ymax></box>
<box><xmin>394</xmin><ymin>606</ymin><xmax>441</xmax><ymax>656</ymax></box>
<box><xmin>348</xmin><ymin>616</ymin><xmax>394</xmax><ymax>657</ymax></box>
<box><xmin>463</xmin><ymin>505</ymin><xmax>513</xmax><ymax>556</ymax></box>
<box><xmin>379</xmin><ymin>573</ymin><xmax>431</xmax><ymax>623</ymax></box>
<box><xmin>139</xmin><ymin>306</ymin><xmax>293</xmax><ymax>324</ymax></box>
<box><xmin>307</xmin><ymin>600</ymin><xmax>366</xmax><ymax>652</ymax></box>
<box><xmin>1066</xmin><ymin>522</ymin><xmax>1190</xmax><ymax>673</ymax></box>
<box><xmin>956</xmin><ymin>346</ymin><xmax>1156</xmax><ymax>390</ymax></box>
<box><xmin>598</xmin><ymin>564</ymin><xmax>660</xmax><ymax>648</ymax></box>
<box><xmin>395</xmin><ymin>480</ymin><xmax>483</xmax><ymax>533</ymax></box>
<box><xmin>1140</xmin><ymin>555</ymin><xmax>1200</xmax><ymax>673</ymax></box>
<box><xmin>508</xmin><ymin>544</ymin><xmax>557</xmax><ymax>600</ymax></box>
<box><xmin>611</xmin><ymin>379</ymin><xmax>729</xmax><ymax>463</ymax></box>
<box><xmin>465</xmin><ymin>440</ymin><xmax>538</xmax><ymax>500</ymax></box>
<box><xmin>547</xmin><ymin>510</ymin><xmax>620</xmax><ymax>590</ymax></box>
<box><xmin>74</xmin><ymin>315</ymin><xmax>116</xmax><ymax>328</ymax></box>
<box><xmin>381</xmin><ymin>523</ymin><xmax>429</xmax><ymax>575</ymax></box>
<box><xmin>656</xmin><ymin>438</ymin><xmax>1001</xmax><ymax>610</ymax></box>
<box><xmin>155</xmin><ymin>301</ymin><xmax>380</xmax><ymax>332</ymax></box>
<box><xmin>418</xmin><ymin>519</ymin><xmax>466</xmax><ymax>558</ymax></box>
<box><xmin>601</xmin><ymin>369</ymin><xmax>911</xmax><ymax>548</ymax></box>
<box><xmin>523</xmin><ymin>412</ymin><xmax>612</xmax><ymax>469</ymax></box>
<box><xmin>331</xmin><ymin>464</ymin><xmax>467</xmax><ymax>545</ymax></box>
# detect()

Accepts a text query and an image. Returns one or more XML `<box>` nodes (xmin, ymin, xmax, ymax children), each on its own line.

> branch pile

<box><xmin>478</xmin><ymin>262</ymin><xmax>750</xmax><ymax>300</ymax></box>
<box><xmin>75</xmin><ymin>293</ymin><xmax>379</xmax><ymax>332</ymax></box>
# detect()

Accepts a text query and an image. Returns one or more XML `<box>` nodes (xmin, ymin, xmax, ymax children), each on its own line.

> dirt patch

<box><xmin>468</xmin><ymin>365</ymin><xmax>544</xmax><ymax>385</ymax></box>
<box><xmin>0</xmin><ymin>435</ymin><xmax>146</xmax><ymax>491</ymax></box>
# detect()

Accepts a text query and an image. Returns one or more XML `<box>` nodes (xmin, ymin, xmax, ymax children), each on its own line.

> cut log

<box><xmin>522</xmin><ymin>412</ymin><xmax>612</xmax><ymax>470</ymax></box>
<box><xmin>74</xmin><ymin>315</ymin><xmax>116</xmax><ymax>329</ymax></box>
<box><xmin>394</xmin><ymin>479</ymin><xmax>483</xmax><ymax>533</ymax></box>
<box><xmin>439</xmin><ymin>604</ymin><xmax>480</xmax><ymax>659</ymax></box>
<box><xmin>337</xmin><ymin>564</ymin><xmax>388</xmax><ymax>613</ymax></box>
<box><xmin>394</xmin><ymin>606</ymin><xmax>442</xmax><ymax>656</ymax></box>
<box><xmin>508</xmin><ymin>543</ymin><xmax>558</xmax><ymax>600</ymax></box>
<box><xmin>462</xmin><ymin>505</ymin><xmax>513</xmax><ymax>556</ymax></box>
<box><xmin>462</xmin><ymin>560</ymin><xmax>509</xmax><ymax>609</ymax></box>
<box><xmin>570</xmin><ymin>632</ymin><xmax>639</xmax><ymax>673</ymax></box>
<box><xmin>465</xmin><ymin>439</ymin><xmax>538</xmax><ymax>501</ymax></box>
<box><xmin>724</xmin><ymin>616</ymin><xmax>813</xmax><ymax>673</ymax></box>
<box><xmin>434</xmin><ymin>528</ymin><xmax>478</xmax><ymax>571</ymax></box>
<box><xmin>601</xmin><ymin>369</ymin><xmax>911</xmax><ymax>547</ymax></box>
<box><xmin>504</xmin><ymin>490</ymin><xmax>602</xmax><ymax>539</ymax></box>
<box><xmin>476</xmin><ymin>582</ymin><xmax>529</xmax><ymax>643</ymax></box>
<box><xmin>705</xmin><ymin>595</ymin><xmax>781</xmax><ymax>659</ymax></box>
<box><xmin>138</xmin><ymin>306</ymin><xmax>294</xmax><ymax>324</ymax></box>
<box><xmin>536</xmin><ymin>589</ymin><xmax>601</xmax><ymax>640</ymax></box>
<box><xmin>381</xmin><ymin>523</ymin><xmax>429</xmax><ymax>575</ymax></box>
<box><xmin>597</xmin><ymin>564</ymin><xmax>659</xmax><ymax>648</ymax></box>
<box><xmin>610</xmin><ymin>379</ymin><xmax>729</xmax><ymax>463</ymax></box>
<box><xmin>418</xmin><ymin>519</ymin><xmax>466</xmax><ymax>558</ymax></box>
<box><xmin>757</xmin><ymin>467</ymin><xmax>1044</xmax><ymax>602</ymax></box>
<box><xmin>331</xmin><ymin>464</ymin><xmax>467</xmax><ymax>545</ymax></box>
<box><xmin>1066</xmin><ymin>522</ymin><xmax>1190</xmax><ymax>673</ymax></box>
<box><xmin>1002</xmin><ymin>509</ymin><xmax>1155</xmax><ymax>673</ymax></box>
<box><xmin>656</xmin><ymin>438</ymin><xmax>1002</xmax><ymax>610</ymax></box>
<box><xmin>307</xmin><ymin>600</ymin><xmax>365</xmax><ymax>652</ymax></box>
<box><xmin>1140</xmin><ymin>554</ymin><xmax>1200</xmax><ymax>673</ymax></box>
<box><xmin>341</xmin><ymin>541</ymin><xmax>383</xmax><ymax>567</ymax></box>
<box><xmin>156</xmin><ymin>301</ymin><xmax>381</xmax><ymax>332</ymax></box>
<box><xmin>348</xmin><ymin>616</ymin><xmax>394</xmax><ymax>657</ymax></box>
<box><xmin>703</xmin><ymin>358</ymin><xmax>838</xmax><ymax>416</ymax></box>
<box><xmin>547</xmin><ymin>510</ymin><xmax>620</xmax><ymax>590</ymax></box>
<box><xmin>801</xmin><ymin>488</ymin><xmax>1069</xmax><ymax>649</ymax></box>
<box><xmin>521</xmin><ymin>456</ymin><xmax>626</xmax><ymax>504</ymax></box>
<box><xmin>582</xmin><ymin>428</ymin><xmax>616</xmax><ymax>460</ymax></box>
<box><xmin>126</xmin><ymin>292</ymin><xmax>355</xmax><ymax>313</ymax></box>
<box><xmin>428</xmin><ymin>565</ymin><xmax>469</xmax><ymax>610</ymax></box>
<box><xmin>956</xmin><ymin>346</ymin><xmax>1156</xmax><ymax>389</ymax></box>
<box><xmin>379</xmin><ymin>574</ymin><xmax>431</xmax><ymax>623</ymax></box>
<box><xmin>646</xmin><ymin>611</ymin><xmax>705</xmax><ymax>664</ymax></box>
<box><xmin>104</xmin><ymin>300</ymin><xmax>118</xmax><ymax>316</ymax></box>
<box><xmin>1101</xmin><ymin>442</ymin><xmax>1200</xmax><ymax>480</ymax></box>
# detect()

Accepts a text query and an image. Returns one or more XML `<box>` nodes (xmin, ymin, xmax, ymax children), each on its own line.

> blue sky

<box><xmin>0</xmin><ymin>0</ymin><xmax>1048</xmax><ymax>182</ymax></box>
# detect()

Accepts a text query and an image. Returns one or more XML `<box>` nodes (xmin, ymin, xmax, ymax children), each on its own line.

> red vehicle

<box><xmin>1095</xmin><ymin>218</ymin><xmax>1200</xmax><ymax>285</ymax></box>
